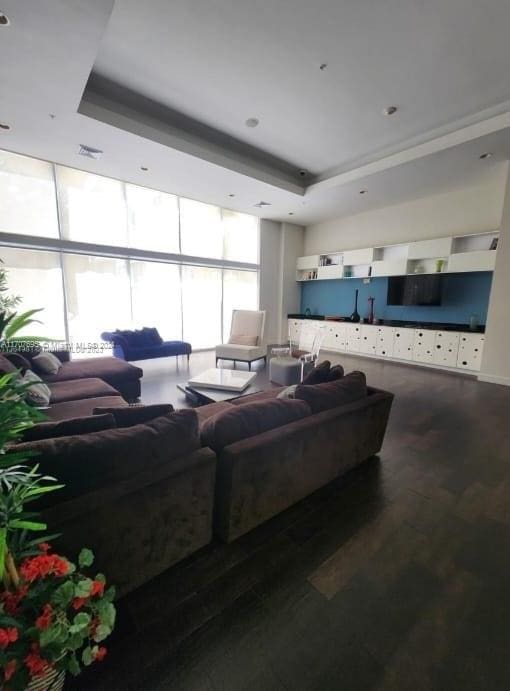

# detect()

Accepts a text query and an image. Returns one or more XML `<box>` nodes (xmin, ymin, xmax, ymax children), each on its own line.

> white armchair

<box><xmin>215</xmin><ymin>309</ymin><xmax>267</xmax><ymax>370</ymax></box>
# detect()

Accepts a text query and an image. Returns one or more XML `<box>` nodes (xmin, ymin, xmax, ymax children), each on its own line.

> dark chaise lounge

<box><xmin>101</xmin><ymin>327</ymin><xmax>192</xmax><ymax>364</ymax></box>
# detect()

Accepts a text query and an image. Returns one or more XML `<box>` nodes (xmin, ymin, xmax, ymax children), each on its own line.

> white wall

<box><xmin>304</xmin><ymin>176</ymin><xmax>507</xmax><ymax>255</ymax></box>
<box><xmin>480</xmin><ymin>169</ymin><xmax>510</xmax><ymax>386</ymax></box>
<box><xmin>259</xmin><ymin>219</ymin><xmax>304</xmax><ymax>343</ymax></box>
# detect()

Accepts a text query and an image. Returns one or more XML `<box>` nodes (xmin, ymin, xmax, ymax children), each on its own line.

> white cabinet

<box><xmin>412</xmin><ymin>329</ymin><xmax>436</xmax><ymax>363</ymax></box>
<box><xmin>317</xmin><ymin>265</ymin><xmax>343</xmax><ymax>280</ymax></box>
<box><xmin>288</xmin><ymin>319</ymin><xmax>301</xmax><ymax>343</ymax></box>
<box><xmin>343</xmin><ymin>248</ymin><xmax>374</xmax><ymax>265</ymax></box>
<box><xmin>407</xmin><ymin>237</ymin><xmax>452</xmax><ymax>259</ymax></box>
<box><xmin>375</xmin><ymin>326</ymin><xmax>395</xmax><ymax>357</ymax></box>
<box><xmin>393</xmin><ymin>328</ymin><xmax>415</xmax><ymax>360</ymax></box>
<box><xmin>371</xmin><ymin>258</ymin><xmax>408</xmax><ymax>277</ymax></box>
<box><xmin>359</xmin><ymin>325</ymin><xmax>377</xmax><ymax>355</ymax></box>
<box><xmin>296</xmin><ymin>255</ymin><xmax>320</xmax><ymax>270</ymax></box>
<box><xmin>323</xmin><ymin>322</ymin><xmax>345</xmax><ymax>351</ymax></box>
<box><xmin>433</xmin><ymin>331</ymin><xmax>460</xmax><ymax>367</ymax></box>
<box><xmin>457</xmin><ymin>333</ymin><xmax>485</xmax><ymax>371</ymax></box>
<box><xmin>448</xmin><ymin>250</ymin><xmax>496</xmax><ymax>273</ymax></box>
<box><xmin>344</xmin><ymin>323</ymin><xmax>361</xmax><ymax>352</ymax></box>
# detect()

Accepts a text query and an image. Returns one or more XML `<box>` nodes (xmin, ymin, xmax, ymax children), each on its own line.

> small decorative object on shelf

<box><xmin>436</xmin><ymin>259</ymin><xmax>445</xmax><ymax>272</ymax></box>
<box><xmin>490</xmin><ymin>237</ymin><xmax>498</xmax><ymax>250</ymax></box>
<box><xmin>469</xmin><ymin>314</ymin><xmax>479</xmax><ymax>331</ymax></box>
<box><xmin>350</xmin><ymin>289</ymin><xmax>360</xmax><ymax>322</ymax></box>
<box><xmin>367</xmin><ymin>296</ymin><xmax>375</xmax><ymax>324</ymax></box>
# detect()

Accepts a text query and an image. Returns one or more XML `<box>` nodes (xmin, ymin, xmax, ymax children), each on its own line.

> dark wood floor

<box><xmin>72</xmin><ymin>351</ymin><xmax>510</xmax><ymax>691</ymax></box>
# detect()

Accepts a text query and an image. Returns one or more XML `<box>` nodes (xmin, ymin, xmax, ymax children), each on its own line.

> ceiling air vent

<box><xmin>254</xmin><ymin>201</ymin><xmax>271</xmax><ymax>208</ymax></box>
<box><xmin>78</xmin><ymin>144</ymin><xmax>103</xmax><ymax>160</ymax></box>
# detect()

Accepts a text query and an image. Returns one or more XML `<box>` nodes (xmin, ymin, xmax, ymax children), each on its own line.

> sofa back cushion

<box><xmin>92</xmin><ymin>403</ymin><xmax>174</xmax><ymax>428</ymax></box>
<box><xmin>10</xmin><ymin>409</ymin><xmax>200</xmax><ymax>502</ymax></box>
<box><xmin>200</xmin><ymin>398</ymin><xmax>311</xmax><ymax>452</ymax></box>
<box><xmin>295</xmin><ymin>371</ymin><xmax>367</xmax><ymax>414</ymax></box>
<box><xmin>21</xmin><ymin>414</ymin><xmax>116</xmax><ymax>442</ymax></box>
<box><xmin>0</xmin><ymin>354</ymin><xmax>18</xmax><ymax>375</ymax></box>
<box><xmin>301</xmin><ymin>360</ymin><xmax>331</xmax><ymax>385</ymax></box>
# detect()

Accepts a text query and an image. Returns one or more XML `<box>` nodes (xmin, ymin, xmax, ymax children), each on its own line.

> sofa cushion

<box><xmin>200</xmin><ymin>398</ymin><xmax>311</xmax><ymax>452</ymax></box>
<box><xmin>327</xmin><ymin>364</ymin><xmax>345</xmax><ymax>382</ymax></box>
<box><xmin>22</xmin><ymin>370</ymin><xmax>51</xmax><ymax>406</ymax></box>
<box><xmin>195</xmin><ymin>401</ymin><xmax>235</xmax><ymax>428</ymax></box>
<box><xmin>11</xmin><ymin>409</ymin><xmax>200</xmax><ymax>502</ymax></box>
<box><xmin>92</xmin><ymin>403</ymin><xmax>174</xmax><ymax>428</ymax></box>
<box><xmin>302</xmin><ymin>360</ymin><xmax>331</xmax><ymax>385</ymax></box>
<box><xmin>3</xmin><ymin>352</ymin><xmax>31</xmax><ymax>373</ymax></box>
<box><xmin>21</xmin><ymin>414</ymin><xmax>116</xmax><ymax>442</ymax></box>
<box><xmin>42</xmin><ymin>357</ymin><xmax>143</xmax><ymax>387</ymax></box>
<box><xmin>32</xmin><ymin>352</ymin><xmax>62</xmax><ymax>375</ymax></box>
<box><xmin>0</xmin><ymin>354</ymin><xmax>18</xmax><ymax>375</ymax></box>
<box><xmin>48</xmin><ymin>377</ymin><xmax>119</xmax><ymax>404</ymax></box>
<box><xmin>295</xmin><ymin>371</ymin><xmax>367</xmax><ymax>414</ymax></box>
<box><xmin>45</xmin><ymin>396</ymin><xmax>128</xmax><ymax>422</ymax></box>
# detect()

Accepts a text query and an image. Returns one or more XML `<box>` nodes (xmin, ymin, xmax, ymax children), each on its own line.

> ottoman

<box><xmin>269</xmin><ymin>356</ymin><xmax>313</xmax><ymax>385</ymax></box>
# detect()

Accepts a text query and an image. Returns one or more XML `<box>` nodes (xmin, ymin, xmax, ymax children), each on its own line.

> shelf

<box><xmin>317</xmin><ymin>265</ymin><xmax>343</xmax><ymax>280</ymax></box>
<box><xmin>372</xmin><ymin>258</ymin><xmax>408</xmax><ymax>277</ymax></box>
<box><xmin>407</xmin><ymin>258</ymin><xmax>448</xmax><ymax>275</ymax></box>
<box><xmin>447</xmin><ymin>250</ymin><xmax>496</xmax><ymax>273</ymax></box>
<box><xmin>407</xmin><ymin>237</ymin><xmax>452</xmax><ymax>260</ymax></box>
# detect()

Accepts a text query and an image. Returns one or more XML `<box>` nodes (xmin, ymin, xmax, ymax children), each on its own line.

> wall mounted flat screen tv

<box><xmin>387</xmin><ymin>275</ymin><xmax>442</xmax><ymax>306</ymax></box>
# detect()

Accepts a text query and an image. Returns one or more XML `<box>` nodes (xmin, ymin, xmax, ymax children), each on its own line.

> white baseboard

<box><xmin>477</xmin><ymin>373</ymin><xmax>510</xmax><ymax>386</ymax></box>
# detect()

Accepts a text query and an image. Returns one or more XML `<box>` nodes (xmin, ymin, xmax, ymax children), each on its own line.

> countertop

<box><xmin>287</xmin><ymin>314</ymin><xmax>485</xmax><ymax>334</ymax></box>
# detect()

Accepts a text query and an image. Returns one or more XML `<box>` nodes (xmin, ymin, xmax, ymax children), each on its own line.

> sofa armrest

<box><xmin>50</xmin><ymin>349</ymin><xmax>70</xmax><ymax>363</ymax></box>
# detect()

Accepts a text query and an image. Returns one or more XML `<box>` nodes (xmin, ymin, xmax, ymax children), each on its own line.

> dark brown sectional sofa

<box><xmin>6</xmin><ymin>361</ymin><xmax>393</xmax><ymax>596</ymax></box>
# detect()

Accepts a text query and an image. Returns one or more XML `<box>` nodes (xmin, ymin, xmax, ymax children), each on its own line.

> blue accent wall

<box><xmin>300</xmin><ymin>272</ymin><xmax>493</xmax><ymax>324</ymax></box>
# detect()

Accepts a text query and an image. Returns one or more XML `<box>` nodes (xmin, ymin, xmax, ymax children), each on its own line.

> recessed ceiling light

<box><xmin>0</xmin><ymin>13</ymin><xmax>10</xmax><ymax>26</ymax></box>
<box><xmin>479</xmin><ymin>152</ymin><xmax>493</xmax><ymax>160</ymax></box>
<box><xmin>228</xmin><ymin>193</ymin><xmax>235</xmax><ymax>197</ymax></box>
<box><xmin>298</xmin><ymin>169</ymin><xmax>308</xmax><ymax>177</ymax></box>
<box><xmin>0</xmin><ymin>123</ymin><xmax>11</xmax><ymax>131</ymax></box>
<box><xmin>382</xmin><ymin>106</ymin><xmax>398</xmax><ymax>116</ymax></box>
<box><xmin>288</xmin><ymin>212</ymin><xmax>294</xmax><ymax>215</ymax></box>
<box><xmin>254</xmin><ymin>201</ymin><xmax>271</xmax><ymax>208</ymax></box>
<box><xmin>140</xmin><ymin>166</ymin><xmax>149</xmax><ymax>171</ymax></box>
<box><xmin>49</xmin><ymin>113</ymin><xmax>56</xmax><ymax>120</ymax></box>
<box><xmin>245</xmin><ymin>118</ymin><xmax>259</xmax><ymax>128</ymax></box>
<box><xmin>359</xmin><ymin>189</ymin><xmax>367</xmax><ymax>194</ymax></box>
<box><xmin>319</xmin><ymin>63</ymin><xmax>328</xmax><ymax>71</ymax></box>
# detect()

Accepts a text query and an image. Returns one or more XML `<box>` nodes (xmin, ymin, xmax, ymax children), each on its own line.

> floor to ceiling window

<box><xmin>0</xmin><ymin>149</ymin><xmax>259</xmax><ymax>354</ymax></box>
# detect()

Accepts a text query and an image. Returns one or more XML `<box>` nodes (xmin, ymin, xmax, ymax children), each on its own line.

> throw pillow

<box><xmin>277</xmin><ymin>384</ymin><xmax>298</xmax><ymax>399</ymax></box>
<box><xmin>302</xmin><ymin>360</ymin><xmax>331</xmax><ymax>385</ymax></box>
<box><xmin>200</xmin><ymin>398</ymin><xmax>311</xmax><ymax>452</ymax></box>
<box><xmin>0</xmin><ymin>354</ymin><xmax>19</xmax><ymax>376</ymax></box>
<box><xmin>21</xmin><ymin>370</ymin><xmax>51</xmax><ymax>407</ymax></box>
<box><xmin>32</xmin><ymin>352</ymin><xmax>63</xmax><ymax>375</ymax></box>
<box><xmin>141</xmin><ymin>327</ymin><xmax>163</xmax><ymax>346</ymax></box>
<box><xmin>294</xmin><ymin>371</ymin><xmax>367</xmax><ymax>414</ymax></box>
<box><xmin>228</xmin><ymin>334</ymin><xmax>259</xmax><ymax>346</ymax></box>
<box><xmin>3</xmin><ymin>352</ymin><xmax>31</xmax><ymax>373</ymax></box>
<box><xmin>21</xmin><ymin>414</ymin><xmax>116</xmax><ymax>442</ymax></box>
<box><xmin>92</xmin><ymin>403</ymin><xmax>174</xmax><ymax>428</ymax></box>
<box><xmin>326</xmin><ymin>364</ymin><xmax>345</xmax><ymax>382</ymax></box>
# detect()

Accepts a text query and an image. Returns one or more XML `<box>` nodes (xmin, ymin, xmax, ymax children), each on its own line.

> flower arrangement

<box><xmin>0</xmin><ymin>265</ymin><xmax>116</xmax><ymax>689</ymax></box>
<box><xmin>0</xmin><ymin>544</ymin><xmax>115</xmax><ymax>690</ymax></box>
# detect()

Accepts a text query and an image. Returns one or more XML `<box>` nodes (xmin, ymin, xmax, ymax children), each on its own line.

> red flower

<box><xmin>38</xmin><ymin>542</ymin><xmax>51</xmax><ymax>553</ymax></box>
<box><xmin>94</xmin><ymin>646</ymin><xmax>107</xmax><ymax>662</ymax></box>
<box><xmin>35</xmin><ymin>603</ymin><xmax>53</xmax><ymax>631</ymax></box>
<box><xmin>25</xmin><ymin>644</ymin><xmax>51</xmax><ymax>678</ymax></box>
<box><xmin>4</xmin><ymin>659</ymin><xmax>16</xmax><ymax>681</ymax></box>
<box><xmin>20</xmin><ymin>554</ymin><xmax>69</xmax><ymax>582</ymax></box>
<box><xmin>72</xmin><ymin>597</ymin><xmax>87</xmax><ymax>611</ymax></box>
<box><xmin>90</xmin><ymin>580</ymin><xmax>105</xmax><ymax>597</ymax></box>
<box><xmin>1</xmin><ymin>585</ymin><xmax>28</xmax><ymax>615</ymax></box>
<box><xmin>0</xmin><ymin>628</ymin><xmax>18</xmax><ymax>648</ymax></box>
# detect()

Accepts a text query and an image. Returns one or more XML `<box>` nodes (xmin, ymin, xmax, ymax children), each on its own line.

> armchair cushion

<box><xmin>228</xmin><ymin>334</ymin><xmax>259</xmax><ymax>346</ymax></box>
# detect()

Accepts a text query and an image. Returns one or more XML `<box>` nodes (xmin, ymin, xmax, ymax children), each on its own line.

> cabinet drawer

<box><xmin>375</xmin><ymin>326</ymin><xmax>395</xmax><ymax>357</ymax></box>
<box><xmin>457</xmin><ymin>333</ymin><xmax>485</xmax><ymax>370</ymax></box>
<box><xmin>393</xmin><ymin>328</ymin><xmax>415</xmax><ymax>360</ymax></box>
<box><xmin>433</xmin><ymin>331</ymin><xmax>460</xmax><ymax>367</ymax></box>
<box><xmin>359</xmin><ymin>325</ymin><xmax>377</xmax><ymax>354</ymax></box>
<box><xmin>412</xmin><ymin>329</ymin><xmax>435</xmax><ymax>363</ymax></box>
<box><xmin>344</xmin><ymin>323</ymin><xmax>361</xmax><ymax>352</ymax></box>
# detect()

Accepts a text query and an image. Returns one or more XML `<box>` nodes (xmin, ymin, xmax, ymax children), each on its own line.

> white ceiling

<box><xmin>1</xmin><ymin>0</ymin><xmax>510</xmax><ymax>226</ymax></box>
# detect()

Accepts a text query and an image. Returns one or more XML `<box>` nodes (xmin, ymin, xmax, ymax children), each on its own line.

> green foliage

<box><xmin>0</xmin><ymin>373</ymin><xmax>46</xmax><ymax>455</ymax></box>
<box><xmin>0</xmin><ymin>261</ymin><xmax>21</xmax><ymax>314</ymax></box>
<box><xmin>78</xmin><ymin>548</ymin><xmax>94</xmax><ymax>569</ymax></box>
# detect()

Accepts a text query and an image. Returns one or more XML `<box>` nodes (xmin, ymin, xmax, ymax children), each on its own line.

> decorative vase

<box><xmin>27</xmin><ymin>668</ymin><xmax>65</xmax><ymax>691</ymax></box>
<box><xmin>367</xmin><ymin>296</ymin><xmax>375</xmax><ymax>324</ymax></box>
<box><xmin>350</xmin><ymin>289</ymin><xmax>360</xmax><ymax>322</ymax></box>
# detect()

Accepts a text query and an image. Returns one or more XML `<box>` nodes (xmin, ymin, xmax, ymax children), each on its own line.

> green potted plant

<box><xmin>0</xmin><ymin>267</ymin><xmax>116</xmax><ymax>690</ymax></box>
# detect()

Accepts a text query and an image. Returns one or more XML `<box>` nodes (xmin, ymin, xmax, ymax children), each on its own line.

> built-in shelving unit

<box><xmin>296</xmin><ymin>231</ymin><xmax>499</xmax><ymax>282</ymax></box>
